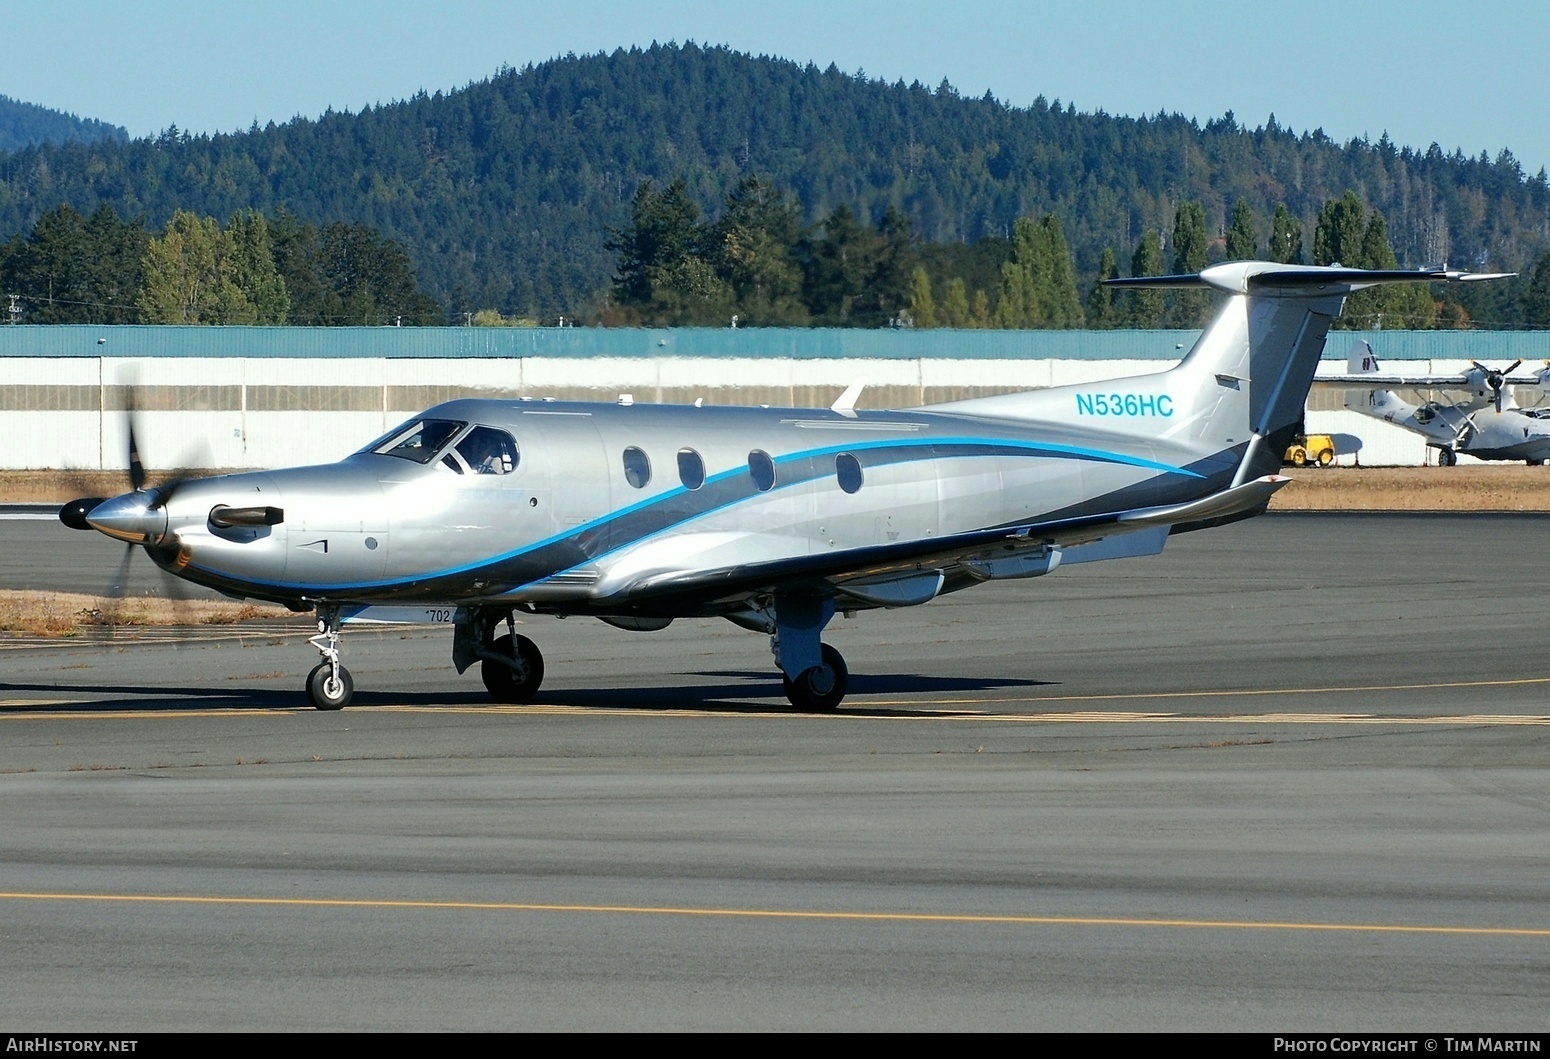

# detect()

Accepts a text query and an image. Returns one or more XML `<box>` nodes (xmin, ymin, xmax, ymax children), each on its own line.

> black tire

<box><xmin>306</xmin><ymin>662</ymin><xmax>353</xmax><ymax>710</ymax></box>
<box><xmin>481</xmin><ymin>633</ymin><xmax>544</xmax><ymax>703</ymax></box>
<box><xmin>1438</xmin><ymin>449</ymin><xmax>1457</xmax><ymax>467</ymax></box>
<box><xmin>783</xmin><ymin>643</ymin><xmax>848</xmax><ymax>712</ymax></box>
<box><xmin>1317</xmin><ymin>450</ymin><xmax>1333</xmax><ymax>467</ymax></box>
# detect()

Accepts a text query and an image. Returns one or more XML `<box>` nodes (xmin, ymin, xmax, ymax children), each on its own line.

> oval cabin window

<box><xmin>677</xmin><ymin>448</ymin><xmax>706</xmax><ymax>490</ymax></box>
<box><xmin>622</xmin><ymin>446</ymin><xmax>651</xmax><ymax>489</ymax></box>
<box><xmin>836</xmin><ymin>452</ymin><xmax>863</xmax><ymax>494</ymax></box>
<box><xmin>747</xmin><ymin>450</ymin><xmax>776</xmax><ymax>492</ymax></box>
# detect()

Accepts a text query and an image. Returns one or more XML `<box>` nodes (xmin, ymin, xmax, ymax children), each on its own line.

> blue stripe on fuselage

<box><xmin>182</xmin><ymin>435</ymin><xmax>1203</xmax><ymax>596</ymax></box>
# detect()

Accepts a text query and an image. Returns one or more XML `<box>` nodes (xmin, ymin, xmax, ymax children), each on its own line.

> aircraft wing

<box><xmin>1313</xmin><ymin>372</ymin><xmax>1470</xmax><ymax>388</ymax></box>
<box><xmin>1312</xmin><ymin>373</ymin><xmax>1546</xmax><ymax>388</ymax></box>
<box><xmin>603</xmin><ymin>476</ymin><xmax>1289</xmax><ymax>612</ymax></box>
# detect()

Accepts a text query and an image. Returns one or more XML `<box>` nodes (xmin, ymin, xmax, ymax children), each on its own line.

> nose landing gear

<box><xmin>307</xmin><ymin>605</ymin><xmax>353</xmax><ymax>710</ymax></box>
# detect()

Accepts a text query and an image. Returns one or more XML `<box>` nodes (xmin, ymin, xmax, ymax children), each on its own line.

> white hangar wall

<box><xmin>2</xmin><ymin>324</ymin><xmax>1547</xmax><ymax>471</ymax></box>
<box><xmin>2</xmin><ymin>354</ymin><xmax>1167</xmax><ymax>471</ymax></box>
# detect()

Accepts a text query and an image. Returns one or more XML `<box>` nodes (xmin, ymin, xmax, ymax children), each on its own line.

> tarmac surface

<box><xmin>1</xmin><ymin>511</ymin><xmax>1548</xmax><ymax>1031</ymax></box>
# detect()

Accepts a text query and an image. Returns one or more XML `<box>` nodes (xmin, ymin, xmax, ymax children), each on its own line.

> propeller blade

<box><xmin>91</xmin><ymin>541</ymin><xmax>138</xmax><ymax>642</ymax></box>
<box><xmin>124</xmin><ymin>385</ymin><xmax>147</xmax><ymax>492</ymax></box>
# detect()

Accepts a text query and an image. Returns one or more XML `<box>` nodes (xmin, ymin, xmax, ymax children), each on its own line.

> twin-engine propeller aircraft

<box><xmin>1330</xmin><ymin>340</ymin><xmax>1550</xmax><ymax>465</ymax></box>
<box><xmin>60</xmin><ymin>262</ymin><xmax>1505</xmax><ymax>710</ymax></box>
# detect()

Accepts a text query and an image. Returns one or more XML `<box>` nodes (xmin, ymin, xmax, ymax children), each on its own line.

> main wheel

<box><xmin>481</xmin><ymin>633</ymin><xmax>544</xmax><ymax>703</ymax></box>
<box><xmin>783</xmin><ymin>643</ymin><xmax>848</xmax><ymax>712</ymax></box>
<box><xmin>1438</xmin><ymin>449</ymin><xmax>1457</xmax><ymax>466</ymax></box>
<box><xmin>306</xmin><ymin>662</ymin><xmax>353</xmax><ymax>710</ymax></box>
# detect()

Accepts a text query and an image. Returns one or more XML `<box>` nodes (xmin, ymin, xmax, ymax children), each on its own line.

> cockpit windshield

<box><xmin>367</xmin><ymin>419</ymin><xmax>467</xmax><ymax>464</ymax></box>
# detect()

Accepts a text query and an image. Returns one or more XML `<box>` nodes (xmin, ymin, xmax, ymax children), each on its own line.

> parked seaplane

<box><xmin>1329</xmin><ymin>339</ymin><xmax>1550</xmax><ymax>465</ymax></box>
<box><xmin>59</xmin><ymin>262</ymin><xmax>1506</xmax><ymax>710</ymax></box>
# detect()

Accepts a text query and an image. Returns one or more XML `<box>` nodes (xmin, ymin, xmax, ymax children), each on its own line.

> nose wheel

<box><xmin>306</xmin><ymin>605</ymin><xmax>353</xmax><ymax>710</ymax></box>
<box><xmin>306</xmin><ymin>661</ymin><xmax>354</xmax><ymax>710</ymax></box>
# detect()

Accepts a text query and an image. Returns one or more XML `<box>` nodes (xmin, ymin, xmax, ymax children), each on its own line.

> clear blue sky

<box><xmin>7</xmin><ymin>1</ymin><xmax>1548</xmax><ymax>175</ymax></box>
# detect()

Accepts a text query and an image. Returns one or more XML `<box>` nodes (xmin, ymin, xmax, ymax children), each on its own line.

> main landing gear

<box><xmin>768</xmin><ymin>593</ymin><xmax>849</xmax><ymax>711</ymax></box>
<box><xmin>781</xmin><ymin>642</ymin><xmax>848</xmax><ymax>711</ymax></box>
<box><xmin>302</xmin><ymin>600</ymin><xmax>850</xmax><ymax>712</ymax></box>
<box><xmin>453</xmin><ymin>608</ymin><xmax>546</xmax><ymax>703</ymax></box>
<box><xmin>480</xmin><ymin>630</ymin><xmax>545</xmax><ymax>702</ymax></box>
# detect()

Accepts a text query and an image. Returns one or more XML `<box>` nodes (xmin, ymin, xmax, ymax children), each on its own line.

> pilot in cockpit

<box><xmin>457</xmin><ymin>427</ymin><xmax>514</xmax><ymax>475</ymax></box>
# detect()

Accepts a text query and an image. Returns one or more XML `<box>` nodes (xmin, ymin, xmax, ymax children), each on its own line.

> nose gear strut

<box><xmin>306</xmin><ymin>604</ymin><xmax>353</xmax><ymax>709</ymax></box>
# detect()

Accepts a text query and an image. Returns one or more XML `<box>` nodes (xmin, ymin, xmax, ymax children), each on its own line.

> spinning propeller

<box><xmin>57</xmin><ymin>389</ymin><xmax>202</xmax><ymax>634</ymax></box>
<box><xmin>1472</xmin><ymin>359</ymin><xmax>1522</xmax><ymax>413</ymax></box>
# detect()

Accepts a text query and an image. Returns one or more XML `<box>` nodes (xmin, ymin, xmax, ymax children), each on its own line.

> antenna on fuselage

<box><xmin>831</xmin><ymin>378</ymin><xmax>867</xmax><ymax>418</ymax></box>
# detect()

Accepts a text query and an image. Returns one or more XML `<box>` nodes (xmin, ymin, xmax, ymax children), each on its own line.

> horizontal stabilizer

<box><xmin>1106</xmin><ymin>261</ymin><xmax>1514</xmax><ymax>295</ymax></box>
<box><xmin>1116</xmin><ymin>475</ymin><xmax>1290</xmax><ymax>529</ymax></box>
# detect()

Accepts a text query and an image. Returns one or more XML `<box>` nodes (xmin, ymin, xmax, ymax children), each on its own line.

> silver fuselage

<box><xmin>115</xmin><ymin>387</ymin><xmax>1238</xmax><ymax>615</ymax></box>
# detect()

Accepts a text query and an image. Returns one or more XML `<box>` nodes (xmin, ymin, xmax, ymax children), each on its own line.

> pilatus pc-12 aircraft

<box><xmin>1330</xmin><ymin>339</ymin><xmax>1550</xmax><ymax>465</ymax></box>
<box><xmin>60</xmin><ymin>261</ymin><xmax>1504</xmax><ymax>710</ymax></box>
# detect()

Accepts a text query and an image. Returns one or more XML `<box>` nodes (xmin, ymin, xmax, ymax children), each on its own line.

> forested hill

<box><xmin>1</xmin><ymin>43</ymin><xmax>1546</xmax><ymax>319</ymax></box>
<box><xmin>0</xmin><ymin>95</ymin><xmax>127</xmax><ymax>152</ymax></box>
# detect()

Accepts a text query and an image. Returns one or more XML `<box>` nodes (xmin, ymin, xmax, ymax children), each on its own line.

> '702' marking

<box><xmin>1075</xmin><ymin>393</ymin><xmax>1174</xmax><ymax>417</ymax></box>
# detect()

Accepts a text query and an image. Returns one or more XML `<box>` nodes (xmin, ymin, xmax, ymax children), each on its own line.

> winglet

<box><xmin>831</xmin><ymin>378</ymin><xmax>867</xmax><ymax>418</ymax></box>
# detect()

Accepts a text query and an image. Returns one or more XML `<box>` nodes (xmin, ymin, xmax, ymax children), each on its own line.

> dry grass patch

<box><xmin>1270</xmin><ymin>466</ymin><xmax>1550</xmax><ymax>511</ymax></box>
<box><xmin>0</xmin><ymin>590</ymin><xmax>293</xmax><ymax>637</ymax></box>
<box><xmin>0</xmin><ymin>470</ymin><xmax>239</xmax><ymax>504</ymax></box>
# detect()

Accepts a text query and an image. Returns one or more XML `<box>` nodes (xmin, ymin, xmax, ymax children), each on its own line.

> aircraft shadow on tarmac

<box><xmin>0</xmin><ymin>670</ymin><xmax>1054</xmax><ymax>715</ymax></box>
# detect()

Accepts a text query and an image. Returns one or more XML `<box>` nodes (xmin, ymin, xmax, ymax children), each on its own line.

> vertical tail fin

<box><xmin>1347</xmin><ymin>339</ymin><xmax>1380</xmax><ymax>375</ymax></box>
<box><xmin>1104</xmin><ymin>263</ymin><xmax>1512</xmax><ymax>481</ymax></box>
<box><xmin>924</xmin><ymin>263</ymin><xmax>1511</xmax><ymax>484</ymax></box>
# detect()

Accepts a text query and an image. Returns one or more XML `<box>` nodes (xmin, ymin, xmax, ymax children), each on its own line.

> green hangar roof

<box><xmin>0</xmin><ymin>324</ymin><xmax>1545</xmax><ymax>361</ymax></box>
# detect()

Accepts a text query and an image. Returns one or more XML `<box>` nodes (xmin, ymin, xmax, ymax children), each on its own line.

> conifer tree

<box><xmin>1168</xmin><ymin>201</ymin><xmax>1210</xmax><ymax>327</ymax></box>
<box><xmin>942</xmin><ymin>277</ymin><xmax>972</xmax><ymax>328</ymax></box>
<box><xmin>1269</xmin><ymin>205</ymin><xmax>1303</xmax><ymax>264</ymax></box>
<box><xmin>1225</xmin><ymin>200</ymin><xmax>1257</xmax><ymax>260</ymax></box>
<box><xmin>907</xmin><ymin>265</ymin><xmax>936</xmax><ymax>327</ymax></box>
<box><xmin>1085</xmin><ymin>246</ymin><xmax>1119</xmax><ymax>329</ymax></box>
<box><xmin>228</xmin><ymin>211</ymin><xmax>289</xmax><ymax>324</ymax></box>
<box><xmin>1122</xmin><ymin>231</ymin><xmax>1165</xmax><ymax>328</ymax></box>
<box><xmin>1313</xmin><ymin>191</ymin><xmax>1366</xmax><ymax>266</ymax></box>
<box><xmin>1522</xmin><ymin>252</ymin><xmax>1550</xmax><ymax>327</ymax></box>
<box><xmin>1037</xmin><ymin>214</ymin><xmax>1084</xmax><ymax>328</ymax></box>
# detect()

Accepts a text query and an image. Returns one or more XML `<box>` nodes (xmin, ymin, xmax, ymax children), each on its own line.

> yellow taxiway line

<box><xmin>0</xmin><ymin>889</ymin><xmax>1545</xmax><ymax>938</ymax></box>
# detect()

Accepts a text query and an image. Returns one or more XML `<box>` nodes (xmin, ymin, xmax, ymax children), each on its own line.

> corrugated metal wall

<box><xmin>3</xmin><ymin>324</ymin><xmax>1545</xmax><ymax>361</ymax></box>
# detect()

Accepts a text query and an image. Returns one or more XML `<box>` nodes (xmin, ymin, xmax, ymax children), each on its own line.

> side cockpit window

<box><xmin>446</xmin><ymin>426</ymin><xmax>520</xmax><ymax>476</ymax></box>
<box><xmin>373</xmin><ymin>419</ymin><xmax>466</xmax><ymax>464</ymax></box>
